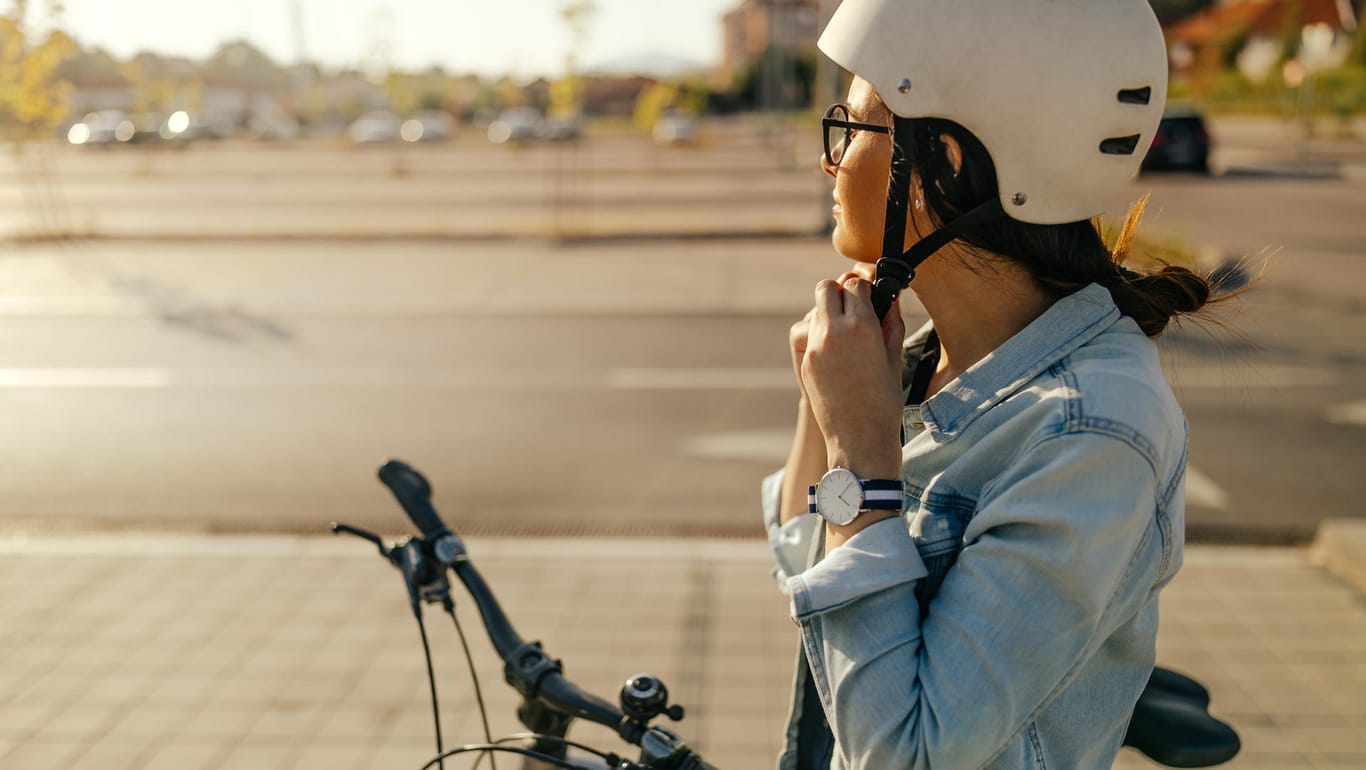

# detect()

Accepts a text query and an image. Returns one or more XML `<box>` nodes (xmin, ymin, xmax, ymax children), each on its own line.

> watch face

<box><xmin>816</xmin><ymin>468</ymin><xmax>861</xmax><ymax>526</ymax></box>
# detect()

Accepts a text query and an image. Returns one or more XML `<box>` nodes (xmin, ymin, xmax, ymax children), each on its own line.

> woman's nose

<box><xmin>820</xmin><ymin>152</ymin><xmax>837</xmax><ymax>178</ymax></box>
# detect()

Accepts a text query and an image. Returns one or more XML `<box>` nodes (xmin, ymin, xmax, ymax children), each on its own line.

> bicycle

<box><xmin>332</xmin><ymin>459</ymin><xmax>1240</xmax><ymax>769</ymax></box>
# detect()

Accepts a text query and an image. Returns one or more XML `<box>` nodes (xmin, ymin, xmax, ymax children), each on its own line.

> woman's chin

<box><xmin>830</xmin><ymin>224</ymin><xmax>878</xmax><ymax>263</ymax></box>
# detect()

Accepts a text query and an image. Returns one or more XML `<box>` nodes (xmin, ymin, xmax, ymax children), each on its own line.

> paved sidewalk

<box><xmin>1</xmin><ymin>535</ymin><xmax>1363</xmax><ymax>770</ymax></box>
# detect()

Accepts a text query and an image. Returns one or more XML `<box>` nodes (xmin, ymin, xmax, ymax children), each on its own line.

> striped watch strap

<box><xmin>807</xmin><ymin>479</ymin><xmax>903</xmax><ymax>515</ymax></box>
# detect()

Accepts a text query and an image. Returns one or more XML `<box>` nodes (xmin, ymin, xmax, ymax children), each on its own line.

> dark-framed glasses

<box><xmin>822</xmin><ymin>104</ymin><xmax>891</xmax><ymax>167</ymax></box>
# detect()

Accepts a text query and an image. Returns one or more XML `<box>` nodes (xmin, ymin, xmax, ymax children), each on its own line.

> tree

<box><xmin>731</xmin><ymin>46</ymin><xmax>816</xmax><ymax>112</ymax></box>
<box><xmin>1351</xmin><ymin>1</ymin><xmax>1366</xmax><ymax>66</ymax></box>
<box><xmin>0</xmin><ymin>0</ymin><xmax>76</xmax><ymax>140</ymax></box>
<box><xmin>1147</xmin><ymin>0</ymin><xmax>1217</xmax><ymax>26</ymax></box>
<box><xmin>119</xmin><ymin>52</ymin><xmax>183</xmax><ymax>114</ymax></box>
<box><xmin>557</xmin><ymin>0</ymin><xmax>597</xmax><ymax>119</ymax></box>
<box><xmin>0</xmin><ymin>0</ymin><xmax>78</xmax><ymax>240</ymax></box>
<box><xmin>201</xmin><ymin>40</ymin><xmax>290</xmax><ymax>92</ymax></box>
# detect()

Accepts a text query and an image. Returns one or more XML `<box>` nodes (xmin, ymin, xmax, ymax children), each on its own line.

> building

<box><xmin>716</xmin><ymin>0</ymin><xmax>822</xmax><ymax>87</ymax></box>
<box><xmin>1165</xmin><ymin>0</ymin><xmax>1359</xmax><ymax>81</ymax></box>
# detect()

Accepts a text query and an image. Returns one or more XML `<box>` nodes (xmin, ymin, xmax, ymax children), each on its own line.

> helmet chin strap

<box><xmin>871</xmin><ymin>117</ymin><xmax>1007</xmax><ymax>320</ymax></box>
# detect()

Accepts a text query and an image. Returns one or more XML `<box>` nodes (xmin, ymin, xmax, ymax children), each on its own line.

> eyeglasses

<box><xmin>822</xmin><ymin>103</ymin><xmax>891</xmax><ymax>167</ymax></box>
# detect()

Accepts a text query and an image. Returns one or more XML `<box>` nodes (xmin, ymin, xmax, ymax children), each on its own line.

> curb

<box><xmin>1308</xmin><ymin>519</ymin><xmax>1366</xmax><ymax>594</ymax></box>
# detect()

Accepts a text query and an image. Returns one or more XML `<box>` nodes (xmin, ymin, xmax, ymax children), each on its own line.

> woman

<box><xmin>761</xmin><ymin>0</ymin><xmax>1218</xmax><ymax>768</ymax></box>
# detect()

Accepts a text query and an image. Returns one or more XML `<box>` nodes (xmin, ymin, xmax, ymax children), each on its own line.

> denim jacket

<box><xmin>761</xmin><ymin>284</ymin><xmax>1187</xmax><ymax>770</ymax></box>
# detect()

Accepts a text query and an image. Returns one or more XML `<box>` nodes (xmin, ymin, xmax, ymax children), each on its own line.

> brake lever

<box><xmin>332</xmin><ymin>522</ymin><xmax>452</xmax><ymax>618</ymax></box>
<box><xmin>332</xmin><ymin>522</ymin><xmax>392</xmax><ymax>558</ymax></box>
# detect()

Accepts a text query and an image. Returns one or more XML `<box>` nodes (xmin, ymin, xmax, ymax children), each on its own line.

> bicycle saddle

<box><xmin>1123</xmin><ymin>667</ymin><xmax>1240</xmax><ymax>768</ymax></box>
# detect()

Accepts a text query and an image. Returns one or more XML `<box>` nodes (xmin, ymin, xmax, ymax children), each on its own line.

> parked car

<box><xmin>653</xmin><ymin>115</ymin><xmax>697</xmax><ymax>145</ymax></box>
<box><xmin>160</xmin><ymin>110</ymin><xmax>230</xmax><ymax>143</ymax></box>
<box><xmin>1142</xmin><ymin>105</ymin><xmax>1211</xmax><ymax>174</ymax></box>
<box><xmin>348</xmin><ymin>111</ymin><xmax>403</xmax><ymax>144</ymax></box>
<box><xmin>538</xmin><ymin>117</ymin><xmax>580</xmax><ymax>142</ymax></box>
<box><xmin>120</xmin><ymin>113</ymin><xmax>165</xmax><ymax>144</ymax></box>
<box><xmin>247</xmin><ymin>113</ymin><xmax>300</xmax><ymax>142</ymax></box>
<box><xmin>67</xmin><ymin>111</ymin><xmax>127</xmax><ymax>145</ymax></box>
<box><xmin>487</xmin><ymin>108</ymin><xmax>543</xmax><ymax>144</ymax></box>
<box><xmin>400</xmin><ymin>111</ymin><xmax>455</xmax><ymax>143</ymax></box>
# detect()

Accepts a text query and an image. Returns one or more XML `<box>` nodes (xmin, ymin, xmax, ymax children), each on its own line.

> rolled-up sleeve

<box><xmin>793</xmin><ymin>432</ymin><xmax>1161</xmax><ymax>770</ymax></box>
<box><xmin>786</xmin><ymin>517</ymin><xmax>926</xmax><ymax>620</ymax></box>
<box><xmin>761</xmin><ymin>468</ymin><xmax>821</xmax><ymax>593</ymax></box>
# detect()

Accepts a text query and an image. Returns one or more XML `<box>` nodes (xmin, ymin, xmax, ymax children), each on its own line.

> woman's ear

<box><xmin>940</xmin><ymin>133</ymin><xmax>963</xmax><ymax>177</ymax></box>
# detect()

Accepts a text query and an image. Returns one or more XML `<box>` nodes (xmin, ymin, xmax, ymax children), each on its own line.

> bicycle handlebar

<box><xmin>375</xmin><ymin>460</ymin><xmax>713</xmax><ymax>766</ymax></box>
<box><xmin>379</xmin><ymin>460</ymin><xmax>450</xmax><ymax>541</ymax></box>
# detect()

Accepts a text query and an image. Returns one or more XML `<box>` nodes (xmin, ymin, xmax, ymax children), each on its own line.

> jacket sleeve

<box><xmin>761</xmin><ymin>468</ymin><xmax>823</xmax><ymax>594</ymax></box>
<box><xmin>787</xmin><ymin>431</ymin><xmax>1161</xmax><ymax>769</ymax></box>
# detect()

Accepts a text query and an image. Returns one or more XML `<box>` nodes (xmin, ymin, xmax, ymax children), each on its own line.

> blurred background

<box><xmin>0</xmin><ymin>0</ymin><xmax>1363</xmax><ymax>539</ymax></box>
<box><xmin>2</xmin><ymin>2</ymin><xmax>1366</xmax><ymax>769</ymax></box>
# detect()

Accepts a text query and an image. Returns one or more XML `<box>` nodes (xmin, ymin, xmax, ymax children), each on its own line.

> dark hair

<box><xmin>903</xmin><ymin>117</ymin><xmax>1220</xmax><ymax>338</ymax></box>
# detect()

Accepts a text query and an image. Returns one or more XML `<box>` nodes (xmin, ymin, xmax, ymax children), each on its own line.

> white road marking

<box><xmin>1164</xmin><ymin>365</ymin><xmax>1338</xmax><ymax>389</ymax></box>
<box><xmin>608</xmin><ymin>367</ymin><xmax>793</xmax><ymax>390</ymax></box>
<box><xmin>1325</xmin><ymin>400</ymin><xmax>1366</xmax><ymax>427</ymax></box>
<box><xmin>680</xmin><ymin>429</ymin><xmax>793</xmax><ymax>462</ymax></box>
<box><xmin>0</xmin><ymin>368</ymin><xmax>170</xmax><ymax>388</ymax></box>
<box><xmin>1185</xmin><ymin>466</ymin><xmax>1230</xmax><ymax>511</ymax></box>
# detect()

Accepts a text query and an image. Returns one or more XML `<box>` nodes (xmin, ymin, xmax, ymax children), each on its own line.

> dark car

<box><xmin>1142</xmin><ymin>106</ymin><xmax>1211</xmax><ymax>174</ymax></box>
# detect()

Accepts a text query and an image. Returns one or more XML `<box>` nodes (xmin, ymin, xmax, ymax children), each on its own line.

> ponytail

<box><xmin>909</xmin><ymin>118</ymin><xmax>1230</xmax><ymax>338</ymax></box>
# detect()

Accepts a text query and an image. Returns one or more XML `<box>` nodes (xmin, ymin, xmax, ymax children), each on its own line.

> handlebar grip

<box><xmin>378</xmin><ymin>460</ymin><xmax>451</xmax><ymax>540</ymax></box>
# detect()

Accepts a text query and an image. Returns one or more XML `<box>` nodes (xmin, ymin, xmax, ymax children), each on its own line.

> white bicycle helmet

<box><xmin>818</xmin><ymin>0</ymin><xmax>1169</xmax><ymax>313</ymax></box>
<box><xmin>820</xmin><ymin>0</ymin><xmax>1168</xmax><ymax>225</ymax></box>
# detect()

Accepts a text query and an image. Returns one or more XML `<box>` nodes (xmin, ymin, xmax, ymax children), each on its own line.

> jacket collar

<box><xmin>919</xmin><ymin>283</ymin><xmax>1121</xmax><ymax>441</ymax></box>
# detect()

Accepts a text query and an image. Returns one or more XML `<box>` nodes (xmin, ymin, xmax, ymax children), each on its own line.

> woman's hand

<box><xmin>789</xmin><ymin>264</ymin><xmax>877</xmax><ymax>401</ymax></box>
<box><xmin>800</xmin><ymin>276</ymin><xmax>905</xmax><ymax>481</ymax></box>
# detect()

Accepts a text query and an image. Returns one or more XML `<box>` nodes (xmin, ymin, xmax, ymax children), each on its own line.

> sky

<box><xmin>56</xmin><ymin>0</ymin><xmax>740</xmax><ymax>78</ymax></box>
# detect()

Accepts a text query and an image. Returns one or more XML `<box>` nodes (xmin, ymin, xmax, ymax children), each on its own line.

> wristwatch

<box><xmin>807</xmin><ymin>467</ymin><xmax>904</xmax><ymax>526</ymax></box>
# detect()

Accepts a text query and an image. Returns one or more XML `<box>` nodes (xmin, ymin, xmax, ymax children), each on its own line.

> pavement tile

<box><xmin>242</xmin><ymin>701</ymin><xmax>330</xmax><ymax>741</ymax></box>
<box><xmin>0</xmin><ymin>737</ymin><xmax>88</xmax><ymax>770</ymax></box>
<box><xmin>1289</xmin><ymin>725</ymin><xmax>1366</xmax><ymax>754</ymax></box>
<box><xmin>288</xmin><ymin>743</ymin><xmax>372</xmax><ymax>770</ymax></box>
<box><xmin>78</xmin><ymin>671</ymin><xmax>160</xmax><ymax>706</ymax></box>
<box><xmin>142</xmin><ymin>665</ymin><xmax>221</xmax><ymax>704</ymax></box>
<box><xmin>38</xmin><ymin>702</ymin><xmax>122</xmax><ymax>736</ymax></box>
<box><xmin>103</xmin><ymin>703</ymin><xmax>195</xmax><ymax>739</ymax></box>
<box><xmin>0</xmin><ymin>701</ymin><xmax>60</xmax><ymax>733</ymax></box>
<box><xmin>137</xmin><ymin>741</ymin><xmax>230</xmax><ymax>770</ymax></box>
<box><xmin>62</xmin><ymin>738</ymin><xmax>150</xmax><ymax>770</ymax></box>
<box><xmin>179</xmin><ymin>702</ymin><xmax>264</xmax><ymax>738</ymax></box>
<box><xmin>214</xmin><ymin>742</ymin><xmax>298</xmax><ymax>770</ymax></box>
<box><xmin>0</xmin><ymin>537</ymin><xmax>1363</xmax><ymax>769</ymax></box>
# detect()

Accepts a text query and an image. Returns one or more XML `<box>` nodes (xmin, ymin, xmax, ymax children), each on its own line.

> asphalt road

<box><xmin>0</xmin><ymin>125</ymin><xmax>1362</xmax><ymax>543</ymax></box>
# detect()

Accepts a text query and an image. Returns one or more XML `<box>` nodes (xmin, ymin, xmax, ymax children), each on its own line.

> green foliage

<box><xmin>633</xmin><ymin>82</ymin><xmax>677</xmax><ymax>132</ymax></box>
<box><xmin>384</xmin><ymin>69</ymin><xmax>454</xmax><ymax>116</ymax></box>
<box><xmin>632</xmin><ymin>78</ymin><xmax>709</xmax><ymax>132</ymax></box>
<box><xmin>1147</xmin><ymin>0</ymin><xmax>1217</xmax><ymax>25</ymax></box>
<box><xmin>548</xmin><ymin>76</ymin><xmax>581</xmax><ymax>119</ymax></box>
<box><xmin>1352</xmin><ymin>6</ymin><xmax>1366</xmax><ymax>66</ymax></box>
<box><xmin>1317</xmin><ymin>65</ymin><xmax>1366</xmax><ymax>116</ymax></box>
<box><xmin>1189</xmin><ymin>63</ymin><xmax>1366</xmax><ymax>117</ymax></box>
<box><xmin>1216</xmin><ymin>27</ymin><xmax>1252</xmax><ymax>69</ymax></box>
<box><xmin>1278</xmin><ymin>2</ymin><xmax>1304</xmax><ymax>61</ymax></box>
<box><xmin>731</xmin><ymin>46</ymin><xmax>816</xmax><ymax>111</ymax></box>
<box><xmin>0</xmin><ymin>1</ymin><xmax>75</xmax><ymax>138</ymax></box>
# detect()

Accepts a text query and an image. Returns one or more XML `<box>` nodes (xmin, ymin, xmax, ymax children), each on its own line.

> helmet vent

<box><xmin>1117</xmin><ymin>87</ymin><xmax>1152</xmax><ymax>105</ymax></box>
<box><xmin>1099</xmin><ymin>134</ymin><xmax>1142</xmax><ymax>156</ymax></box>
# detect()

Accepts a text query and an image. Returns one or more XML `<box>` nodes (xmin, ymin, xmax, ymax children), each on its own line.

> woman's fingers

<box><xmin>814</xmin><ymin>279</ymin><xmax>843</xmax><ymax>322</ymax></box>
<box><xmin>841</xmin><ymin>276</ymin><xmax>875</xmax><ymax>321</ymax></box>
<box><xmin>883</xmin><ymin>299</ymin><xmax>907</xmax><ymax>367</ymax></box>
<box><xmin>789</xmin><ymin>306</ymin><xmax>816</xmax><ymax>352</ymax></box>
